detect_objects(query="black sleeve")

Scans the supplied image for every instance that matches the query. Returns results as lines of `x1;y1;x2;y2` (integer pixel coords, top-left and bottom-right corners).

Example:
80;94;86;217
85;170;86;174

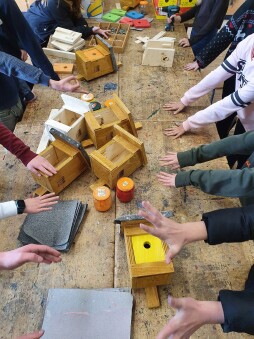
202;205;254;244
0;0;59;80
179;6;198;23
219;289;254;335
189;0;229;46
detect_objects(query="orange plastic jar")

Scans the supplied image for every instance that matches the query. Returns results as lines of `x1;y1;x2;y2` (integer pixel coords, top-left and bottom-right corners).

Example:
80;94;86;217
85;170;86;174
116;177;135;203
93;186;112;211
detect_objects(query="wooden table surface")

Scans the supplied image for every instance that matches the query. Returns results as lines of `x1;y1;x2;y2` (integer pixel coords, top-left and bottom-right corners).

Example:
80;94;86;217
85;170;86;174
0;3;253;338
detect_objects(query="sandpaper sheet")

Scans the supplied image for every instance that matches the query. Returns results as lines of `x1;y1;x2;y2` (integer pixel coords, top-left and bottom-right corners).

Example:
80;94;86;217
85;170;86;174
41;288;133;339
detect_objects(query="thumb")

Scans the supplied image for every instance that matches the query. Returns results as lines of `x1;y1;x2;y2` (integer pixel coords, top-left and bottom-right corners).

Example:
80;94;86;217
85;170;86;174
168;295;183;310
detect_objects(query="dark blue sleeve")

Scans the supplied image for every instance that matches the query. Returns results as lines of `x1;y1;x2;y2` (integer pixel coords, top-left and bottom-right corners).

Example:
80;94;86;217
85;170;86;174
202;205;254;244
0;0;59;80
219;289;254;334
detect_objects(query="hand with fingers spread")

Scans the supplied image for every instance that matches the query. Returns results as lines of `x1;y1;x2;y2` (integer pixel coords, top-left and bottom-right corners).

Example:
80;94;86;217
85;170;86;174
138;201;187;263
164;124;186;139
157;296;224;339
24;193;59;214
0;244;61;270
184;60;200;71
163;101;185;114
49;76;89;94
159;152;180;169
179;37;190;48
92;26;111;39
26;155;57;177
157;172;176;187
16;330;44;339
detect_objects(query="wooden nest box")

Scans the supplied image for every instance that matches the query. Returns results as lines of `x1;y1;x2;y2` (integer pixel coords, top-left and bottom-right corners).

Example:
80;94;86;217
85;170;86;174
85;93;138;149
90;124;147;189
32;129;90;195
45;94;90;143
119;217;174;308
76;35;118;81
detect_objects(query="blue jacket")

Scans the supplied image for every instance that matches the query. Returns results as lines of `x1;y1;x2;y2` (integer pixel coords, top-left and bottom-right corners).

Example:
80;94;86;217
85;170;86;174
24;0;94;45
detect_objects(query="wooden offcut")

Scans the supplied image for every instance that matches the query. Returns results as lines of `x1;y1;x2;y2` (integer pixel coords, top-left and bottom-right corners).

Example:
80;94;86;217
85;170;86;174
53;63;74;74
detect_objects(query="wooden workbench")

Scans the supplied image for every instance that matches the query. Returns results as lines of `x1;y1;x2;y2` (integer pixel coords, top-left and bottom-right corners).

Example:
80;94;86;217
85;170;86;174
0;4;253;338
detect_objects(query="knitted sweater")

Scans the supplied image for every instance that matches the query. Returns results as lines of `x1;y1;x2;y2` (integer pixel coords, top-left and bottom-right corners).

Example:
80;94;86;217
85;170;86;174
179;0;229;46
181;34;254;133
196;0;254;68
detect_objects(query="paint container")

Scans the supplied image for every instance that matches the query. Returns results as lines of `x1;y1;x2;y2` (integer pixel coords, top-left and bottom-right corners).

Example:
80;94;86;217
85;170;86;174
139;1;148;15
81;93;94;102
93;186;112;211
116;177;135;203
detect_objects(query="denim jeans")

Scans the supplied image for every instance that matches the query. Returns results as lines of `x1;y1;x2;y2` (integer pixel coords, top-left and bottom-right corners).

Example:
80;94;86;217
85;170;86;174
190;28;218;56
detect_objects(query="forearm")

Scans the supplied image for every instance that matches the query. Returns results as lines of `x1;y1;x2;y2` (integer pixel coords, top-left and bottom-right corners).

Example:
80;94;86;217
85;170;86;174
179;6;198;23
175;168;254;198
219;289;254;335
0;51;50;85
177;132;254;167
202;205;254;244
0;201;17;219
0;123;36;165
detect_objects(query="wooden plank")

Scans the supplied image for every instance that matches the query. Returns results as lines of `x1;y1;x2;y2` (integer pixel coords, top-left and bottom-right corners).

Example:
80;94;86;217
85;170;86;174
145;286;160;308
43;47;76;60
53;63;74;74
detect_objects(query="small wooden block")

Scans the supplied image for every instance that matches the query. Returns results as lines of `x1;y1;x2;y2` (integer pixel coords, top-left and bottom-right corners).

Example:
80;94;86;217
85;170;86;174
81;139;94;148
43;48;76;60
53;63;74;74
134;121;142;130
33;186;49;197
133;19;151;28
76;74;85;81
145;286;160;308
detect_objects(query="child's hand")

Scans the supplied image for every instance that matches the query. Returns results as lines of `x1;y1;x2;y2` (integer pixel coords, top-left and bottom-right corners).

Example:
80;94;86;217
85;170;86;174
179;38;190;48
184;61;199;71
16;330;44;339
164;124;186;139
157;172;176;187
163;101;185;114
24;193;59;214
159;152;180;169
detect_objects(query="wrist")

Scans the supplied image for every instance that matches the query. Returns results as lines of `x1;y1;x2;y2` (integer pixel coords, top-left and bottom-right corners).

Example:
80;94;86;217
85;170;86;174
183;221;208;245
199;301;224;324
92;26;100;33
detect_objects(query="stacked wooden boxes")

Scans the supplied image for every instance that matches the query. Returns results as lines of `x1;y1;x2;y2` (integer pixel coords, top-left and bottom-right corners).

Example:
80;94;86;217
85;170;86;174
85;93;137;149
51;27;85;52
89;124;147;189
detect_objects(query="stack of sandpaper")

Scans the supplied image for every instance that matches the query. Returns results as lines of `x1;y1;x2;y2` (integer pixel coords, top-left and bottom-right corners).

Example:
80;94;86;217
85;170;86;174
18;200;87;252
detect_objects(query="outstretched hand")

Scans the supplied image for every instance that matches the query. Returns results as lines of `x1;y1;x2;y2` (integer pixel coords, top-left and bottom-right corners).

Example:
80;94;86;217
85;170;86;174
0;244;62;270
49;76;89;93
184;61;199;71
164;124;186;139
16;330;44;339
159;152;180;169
163;101;185;114
27;155;57;177
138;201;186;263
24;193;59;214
157;297;224;339
157;172;177;187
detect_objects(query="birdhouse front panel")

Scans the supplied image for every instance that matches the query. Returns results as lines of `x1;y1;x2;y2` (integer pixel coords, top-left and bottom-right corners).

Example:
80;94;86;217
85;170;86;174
132;234;165;264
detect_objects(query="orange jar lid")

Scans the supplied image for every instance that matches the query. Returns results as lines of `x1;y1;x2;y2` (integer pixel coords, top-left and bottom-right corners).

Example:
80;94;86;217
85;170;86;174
104;99;115;107
93;186;111;201
117;177;134;192
140;1;148;5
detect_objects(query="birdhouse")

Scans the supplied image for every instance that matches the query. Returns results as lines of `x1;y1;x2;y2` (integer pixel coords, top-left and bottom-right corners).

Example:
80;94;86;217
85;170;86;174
120;0;140;10
142;39;175;67
32;129;90;195
75;35;118;81
85;93;138;149
89;125;147;189
45;94;90;143
119;217;174;308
